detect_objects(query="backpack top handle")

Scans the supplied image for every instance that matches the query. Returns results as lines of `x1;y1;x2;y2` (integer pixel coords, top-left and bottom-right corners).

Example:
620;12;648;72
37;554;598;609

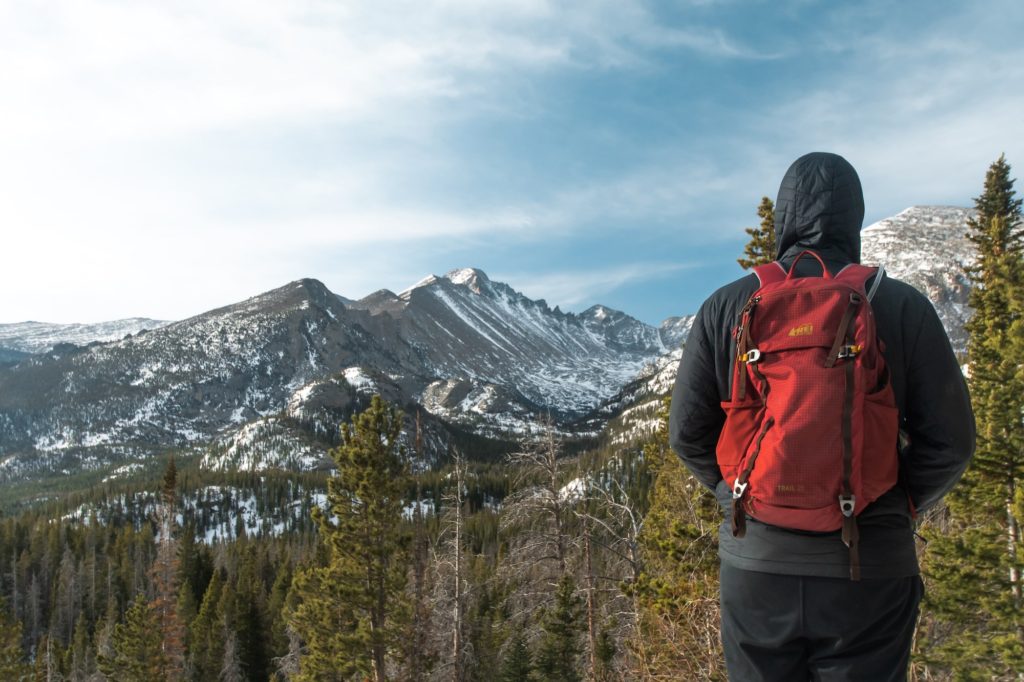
786;250;832;280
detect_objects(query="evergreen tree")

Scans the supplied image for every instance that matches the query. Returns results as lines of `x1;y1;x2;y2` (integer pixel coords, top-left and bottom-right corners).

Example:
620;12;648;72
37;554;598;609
925;154;1024;676
152;456;186;679
97;596;168;680
737;196;776;270
629;398;724;679
230;549;269;680
188;568;225;679
266;561;293;661
0;598;30;677
285;559;359;681
500;629;533;682
534;575;583;682
287;395;411;682
68;615;94;681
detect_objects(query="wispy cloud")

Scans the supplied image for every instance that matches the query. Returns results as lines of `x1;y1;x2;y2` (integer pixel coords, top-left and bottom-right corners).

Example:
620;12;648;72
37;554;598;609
494;262;695;309
1;0;1020;325
746;3;1024;218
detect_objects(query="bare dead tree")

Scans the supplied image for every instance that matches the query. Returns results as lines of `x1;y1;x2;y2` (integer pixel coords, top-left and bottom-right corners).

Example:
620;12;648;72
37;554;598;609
428;448;472;681
501;421;573;582
271;626;303;681
574;466;649;681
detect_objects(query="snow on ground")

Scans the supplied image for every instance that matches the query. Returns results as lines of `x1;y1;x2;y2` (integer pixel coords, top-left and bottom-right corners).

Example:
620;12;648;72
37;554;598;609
343;367;376;393
102;462;146;483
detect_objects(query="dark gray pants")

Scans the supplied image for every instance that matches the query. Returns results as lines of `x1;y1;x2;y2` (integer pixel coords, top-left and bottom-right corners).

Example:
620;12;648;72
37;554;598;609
720;564;924;681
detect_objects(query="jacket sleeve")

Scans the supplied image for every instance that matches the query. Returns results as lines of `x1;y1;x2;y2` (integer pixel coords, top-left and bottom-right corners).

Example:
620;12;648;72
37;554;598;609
669;302;726;490
901;300;975;512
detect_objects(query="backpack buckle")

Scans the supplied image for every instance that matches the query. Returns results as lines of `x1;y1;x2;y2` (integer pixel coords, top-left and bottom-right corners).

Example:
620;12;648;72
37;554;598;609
732;481;748;499
838;494;856;517
740;348;762;364
836;344;862;360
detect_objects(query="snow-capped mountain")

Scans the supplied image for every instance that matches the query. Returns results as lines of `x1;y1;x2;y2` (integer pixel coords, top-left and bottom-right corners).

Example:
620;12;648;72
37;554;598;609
0;207;978;486
0;318;170;356
351;268;668;426
860;206;974;352
0;269;670;481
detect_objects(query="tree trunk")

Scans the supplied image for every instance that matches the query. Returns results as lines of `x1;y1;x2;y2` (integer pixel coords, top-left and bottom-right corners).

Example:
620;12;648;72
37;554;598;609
584;515;597;681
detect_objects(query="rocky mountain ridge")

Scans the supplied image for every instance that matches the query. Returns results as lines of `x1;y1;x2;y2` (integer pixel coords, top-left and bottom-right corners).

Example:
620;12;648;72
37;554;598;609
0;268;679;482
0;206;976;488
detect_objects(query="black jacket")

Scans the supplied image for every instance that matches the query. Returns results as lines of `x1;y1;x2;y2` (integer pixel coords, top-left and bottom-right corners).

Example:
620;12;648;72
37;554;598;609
669;152;975;579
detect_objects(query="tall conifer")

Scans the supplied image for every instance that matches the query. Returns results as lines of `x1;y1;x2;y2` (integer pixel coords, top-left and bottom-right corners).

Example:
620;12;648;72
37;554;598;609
97;597;168;680
534;575;583;682
925;154;1024;676
287;395;411;682
152;456;186;679
0;598;29;677
629;398;724;679
500;629;533;682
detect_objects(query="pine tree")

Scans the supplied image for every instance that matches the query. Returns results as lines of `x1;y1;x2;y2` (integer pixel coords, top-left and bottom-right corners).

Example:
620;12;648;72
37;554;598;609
231;549;269;680
0;598;30;677
68;615;94;681
97;596;168;680
500;629;533;682
534;575;583;682
266;561;293;661
737;196;776;270
925;154;1024;676
188;568;225;679
152;456;186;679
629;398;724;679
287;395;412;682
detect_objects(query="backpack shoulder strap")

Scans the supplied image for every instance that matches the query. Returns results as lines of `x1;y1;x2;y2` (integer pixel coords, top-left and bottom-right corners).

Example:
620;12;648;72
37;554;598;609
753;262;787;287
834;263;884;299
867;264;886;302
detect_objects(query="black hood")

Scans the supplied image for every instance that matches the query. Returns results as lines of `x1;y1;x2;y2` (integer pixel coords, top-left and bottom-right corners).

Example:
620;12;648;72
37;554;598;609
774;152;864;265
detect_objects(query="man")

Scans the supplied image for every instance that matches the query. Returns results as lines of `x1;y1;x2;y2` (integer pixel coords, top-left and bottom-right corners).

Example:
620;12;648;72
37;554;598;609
669;152;975;681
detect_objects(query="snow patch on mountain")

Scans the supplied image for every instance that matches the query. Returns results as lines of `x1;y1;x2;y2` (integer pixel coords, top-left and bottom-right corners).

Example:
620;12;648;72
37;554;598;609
202;417;325;472
861;206;974;351
0;318;170;354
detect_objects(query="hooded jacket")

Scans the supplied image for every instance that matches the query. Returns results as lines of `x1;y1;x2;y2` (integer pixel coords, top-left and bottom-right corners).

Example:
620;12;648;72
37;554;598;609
669;152;975;578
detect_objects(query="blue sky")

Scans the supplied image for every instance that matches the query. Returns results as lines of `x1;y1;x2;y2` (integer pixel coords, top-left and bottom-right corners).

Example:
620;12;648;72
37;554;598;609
2;0;1022;326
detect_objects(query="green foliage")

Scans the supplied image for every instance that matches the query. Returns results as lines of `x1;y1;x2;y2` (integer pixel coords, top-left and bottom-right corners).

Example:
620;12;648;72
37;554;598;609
189;568;225;678
534;575;583;682
924;154;1024;677
737;196;777;270
500;629;533;682
287;395;411;681
0;599;29;677
97;596;168;680
68;615;94;680
630;397;725;679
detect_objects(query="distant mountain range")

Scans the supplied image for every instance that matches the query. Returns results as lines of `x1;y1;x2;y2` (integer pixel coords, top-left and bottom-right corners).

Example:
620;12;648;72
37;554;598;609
0;206;975;488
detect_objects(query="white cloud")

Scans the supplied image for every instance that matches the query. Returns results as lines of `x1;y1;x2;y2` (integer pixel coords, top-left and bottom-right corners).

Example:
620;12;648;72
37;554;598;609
494;262;695;309
752;27;1024;219
1;0;1020;326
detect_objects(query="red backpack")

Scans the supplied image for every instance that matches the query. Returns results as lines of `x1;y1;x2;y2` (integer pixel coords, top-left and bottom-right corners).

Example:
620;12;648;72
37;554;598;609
717;251;899;580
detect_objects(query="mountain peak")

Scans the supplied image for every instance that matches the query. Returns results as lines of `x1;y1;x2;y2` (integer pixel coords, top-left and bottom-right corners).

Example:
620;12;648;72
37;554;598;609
444;268;490;294
399;268;493;299
582;304;622;323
